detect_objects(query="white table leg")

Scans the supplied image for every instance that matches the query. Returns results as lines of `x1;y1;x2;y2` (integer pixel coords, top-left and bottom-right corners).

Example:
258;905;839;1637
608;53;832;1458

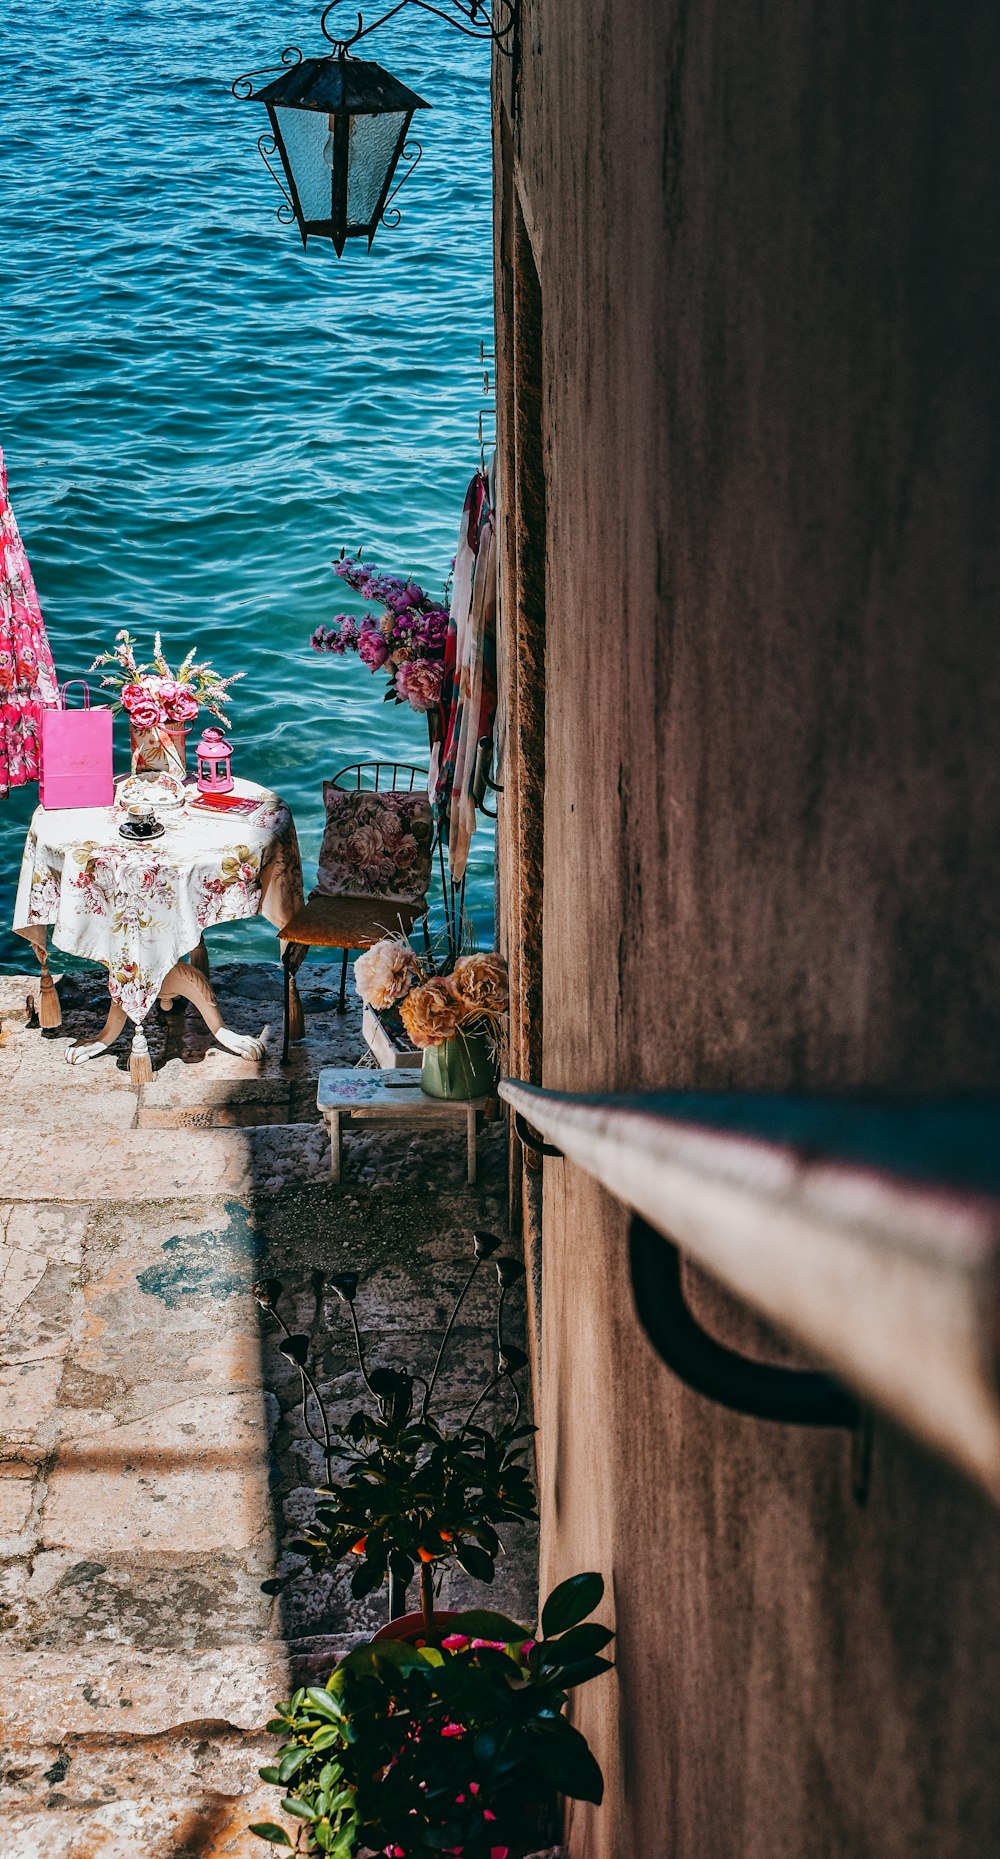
66;999;128;1065
157;960;266;1061
329;1111;343;1184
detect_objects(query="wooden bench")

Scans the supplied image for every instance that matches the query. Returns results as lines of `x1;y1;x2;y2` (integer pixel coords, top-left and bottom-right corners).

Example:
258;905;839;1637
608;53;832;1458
317;1067;492;1184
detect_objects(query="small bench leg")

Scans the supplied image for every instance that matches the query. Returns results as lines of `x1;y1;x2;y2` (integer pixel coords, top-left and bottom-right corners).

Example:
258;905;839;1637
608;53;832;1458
329;1110;343;1184
467;1105;477;1185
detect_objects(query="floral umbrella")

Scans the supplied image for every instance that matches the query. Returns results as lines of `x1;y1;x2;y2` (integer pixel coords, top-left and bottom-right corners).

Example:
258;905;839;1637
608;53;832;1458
0;447;58;798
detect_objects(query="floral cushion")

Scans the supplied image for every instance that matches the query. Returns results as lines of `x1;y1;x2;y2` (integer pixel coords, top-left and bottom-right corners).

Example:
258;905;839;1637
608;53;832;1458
313;783;433;904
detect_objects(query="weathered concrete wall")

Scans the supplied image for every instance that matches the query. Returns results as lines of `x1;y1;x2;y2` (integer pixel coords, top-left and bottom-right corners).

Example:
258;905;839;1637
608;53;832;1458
494;0;1000;1853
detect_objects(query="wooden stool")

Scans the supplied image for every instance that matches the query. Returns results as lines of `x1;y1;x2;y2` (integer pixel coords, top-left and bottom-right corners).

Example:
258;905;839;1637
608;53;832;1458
317;1067;490;1185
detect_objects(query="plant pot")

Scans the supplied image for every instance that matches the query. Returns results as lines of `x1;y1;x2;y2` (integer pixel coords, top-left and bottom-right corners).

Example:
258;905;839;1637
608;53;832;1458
130;721;187;777
371;1608;461;1646
420;1029;496;1100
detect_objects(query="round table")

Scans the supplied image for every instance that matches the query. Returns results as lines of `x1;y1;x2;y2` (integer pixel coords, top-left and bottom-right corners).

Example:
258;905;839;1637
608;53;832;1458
12;777;304;1082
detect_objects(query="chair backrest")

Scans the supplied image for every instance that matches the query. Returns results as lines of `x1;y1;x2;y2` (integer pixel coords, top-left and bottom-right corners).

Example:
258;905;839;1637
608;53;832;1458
330;761;428;795
321;763;467;959
314;764;434;906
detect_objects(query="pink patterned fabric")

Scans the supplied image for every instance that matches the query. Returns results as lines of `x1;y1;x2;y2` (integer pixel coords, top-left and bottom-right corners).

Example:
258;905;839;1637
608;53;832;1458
314;784;433;904
0;448;58;797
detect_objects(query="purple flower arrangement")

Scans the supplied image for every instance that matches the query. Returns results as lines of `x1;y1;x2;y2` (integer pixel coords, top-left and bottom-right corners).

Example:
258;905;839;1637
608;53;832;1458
312;555;451;714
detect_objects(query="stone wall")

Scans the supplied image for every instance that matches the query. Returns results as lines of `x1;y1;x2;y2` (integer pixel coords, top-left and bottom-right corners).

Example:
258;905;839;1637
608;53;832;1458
493;1;1000;1854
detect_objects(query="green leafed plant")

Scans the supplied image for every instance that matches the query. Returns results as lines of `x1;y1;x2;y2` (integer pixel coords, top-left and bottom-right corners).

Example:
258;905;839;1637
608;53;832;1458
250;1572;613;1856
255;1233;537;1631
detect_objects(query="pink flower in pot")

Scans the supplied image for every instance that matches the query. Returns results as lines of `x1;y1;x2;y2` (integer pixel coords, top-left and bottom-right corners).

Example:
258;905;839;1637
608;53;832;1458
128;697;166;731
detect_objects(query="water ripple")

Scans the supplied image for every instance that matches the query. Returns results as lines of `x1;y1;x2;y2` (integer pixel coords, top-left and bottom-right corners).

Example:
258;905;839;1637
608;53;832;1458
2;0;494;971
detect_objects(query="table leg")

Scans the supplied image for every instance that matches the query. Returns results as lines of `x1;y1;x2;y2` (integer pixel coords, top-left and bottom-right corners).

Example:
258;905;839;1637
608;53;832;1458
467;1105;477;1186
329;1111;343;1184
189;938;211;980
157;961;266;1061
65;999;128;1065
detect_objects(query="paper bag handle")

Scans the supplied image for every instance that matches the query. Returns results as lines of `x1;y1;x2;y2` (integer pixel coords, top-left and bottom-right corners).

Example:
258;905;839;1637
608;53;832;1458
59;681;92;710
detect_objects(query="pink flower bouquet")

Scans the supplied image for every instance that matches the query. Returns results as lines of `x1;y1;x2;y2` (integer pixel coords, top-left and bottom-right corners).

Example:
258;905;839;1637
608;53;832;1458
91;630;244;775
311;553;451;715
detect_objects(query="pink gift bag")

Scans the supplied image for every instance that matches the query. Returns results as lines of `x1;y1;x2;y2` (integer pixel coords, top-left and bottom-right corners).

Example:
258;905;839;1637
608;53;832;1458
40;681;114;810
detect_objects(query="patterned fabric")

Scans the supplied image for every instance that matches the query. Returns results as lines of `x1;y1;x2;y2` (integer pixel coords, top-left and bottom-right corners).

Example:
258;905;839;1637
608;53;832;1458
12;779;303;1024
431;463;498;882
313;784;433;904
0;447;58;797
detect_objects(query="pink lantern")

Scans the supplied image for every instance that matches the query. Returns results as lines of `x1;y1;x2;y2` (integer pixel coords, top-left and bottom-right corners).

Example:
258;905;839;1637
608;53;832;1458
195;725;234;794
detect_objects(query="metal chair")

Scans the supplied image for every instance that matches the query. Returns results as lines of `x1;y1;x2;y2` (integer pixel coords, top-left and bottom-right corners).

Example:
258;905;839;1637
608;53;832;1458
278;761;432;1063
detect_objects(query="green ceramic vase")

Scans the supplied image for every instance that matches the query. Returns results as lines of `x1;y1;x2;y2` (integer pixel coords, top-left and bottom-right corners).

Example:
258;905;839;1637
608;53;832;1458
420;1029;497;1100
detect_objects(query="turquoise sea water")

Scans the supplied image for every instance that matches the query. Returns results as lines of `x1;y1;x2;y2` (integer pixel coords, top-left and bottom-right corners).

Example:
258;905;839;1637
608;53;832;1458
1;0;494;973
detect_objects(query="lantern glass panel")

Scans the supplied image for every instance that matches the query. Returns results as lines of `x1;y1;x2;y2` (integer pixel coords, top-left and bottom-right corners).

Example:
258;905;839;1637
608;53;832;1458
275;106;333;221
346;110;407;229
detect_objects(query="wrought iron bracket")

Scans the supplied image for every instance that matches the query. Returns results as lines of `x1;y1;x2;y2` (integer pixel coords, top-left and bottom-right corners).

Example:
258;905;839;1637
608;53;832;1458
320;0;517;57
630;1214;871;1499
514;1111;563;1160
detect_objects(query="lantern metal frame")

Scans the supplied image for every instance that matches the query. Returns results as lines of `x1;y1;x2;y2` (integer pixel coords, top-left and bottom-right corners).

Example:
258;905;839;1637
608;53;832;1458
234;0;515;251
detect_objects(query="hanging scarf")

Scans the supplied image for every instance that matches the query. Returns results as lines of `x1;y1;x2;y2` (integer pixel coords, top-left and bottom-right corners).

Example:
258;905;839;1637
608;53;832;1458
431;462;498;882
0;447;58;797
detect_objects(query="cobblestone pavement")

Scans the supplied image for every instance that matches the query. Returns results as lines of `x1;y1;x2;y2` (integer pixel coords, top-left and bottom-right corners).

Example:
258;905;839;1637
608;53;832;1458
0;961;536;1858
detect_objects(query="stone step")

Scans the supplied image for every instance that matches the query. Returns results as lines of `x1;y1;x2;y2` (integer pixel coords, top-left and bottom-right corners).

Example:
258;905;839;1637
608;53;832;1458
0;963;365;1133
0;1124;331;1202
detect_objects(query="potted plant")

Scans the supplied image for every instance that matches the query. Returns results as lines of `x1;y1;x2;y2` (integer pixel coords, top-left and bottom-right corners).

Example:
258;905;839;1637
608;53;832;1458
353;941;508;1102
90;628;244;775
250;1572;613;1857
255;1232;536;1636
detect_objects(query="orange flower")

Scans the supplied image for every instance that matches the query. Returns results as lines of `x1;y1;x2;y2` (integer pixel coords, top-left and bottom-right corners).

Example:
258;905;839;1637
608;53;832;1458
399;977;465;1048
351;1536;368;1555
452;952;509;1015
417;1546;436;1563
439;1529;454;1542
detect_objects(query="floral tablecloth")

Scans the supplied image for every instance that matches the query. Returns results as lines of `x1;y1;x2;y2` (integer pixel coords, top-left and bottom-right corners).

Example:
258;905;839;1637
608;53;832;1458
13;779;303;1023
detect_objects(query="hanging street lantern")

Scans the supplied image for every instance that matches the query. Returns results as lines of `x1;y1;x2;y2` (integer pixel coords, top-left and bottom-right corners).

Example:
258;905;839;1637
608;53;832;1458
234;1;516;256
235;45;430;256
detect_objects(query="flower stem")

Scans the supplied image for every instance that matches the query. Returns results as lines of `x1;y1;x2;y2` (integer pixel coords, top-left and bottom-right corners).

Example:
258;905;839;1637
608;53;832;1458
420;1558;435;1633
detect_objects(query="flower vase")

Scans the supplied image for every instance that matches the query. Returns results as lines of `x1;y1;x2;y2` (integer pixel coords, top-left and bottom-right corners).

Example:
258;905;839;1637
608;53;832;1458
130;722;187;778
420;1029;497;1100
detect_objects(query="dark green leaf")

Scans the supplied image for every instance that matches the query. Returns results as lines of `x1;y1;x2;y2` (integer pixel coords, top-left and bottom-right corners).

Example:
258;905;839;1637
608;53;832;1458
260;1577;285;1596
538;1622;614;1665
281;1796;319;1820
542;1654;614;1691
279;1333;310;1367
248;1825;293;1847
455;1541;495;1581
532;1720;605;1803
541;1570;604;1637
448;1608;528;1641
277;1745;310;1782
350;1557;384;1599
305;1687;343;1720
